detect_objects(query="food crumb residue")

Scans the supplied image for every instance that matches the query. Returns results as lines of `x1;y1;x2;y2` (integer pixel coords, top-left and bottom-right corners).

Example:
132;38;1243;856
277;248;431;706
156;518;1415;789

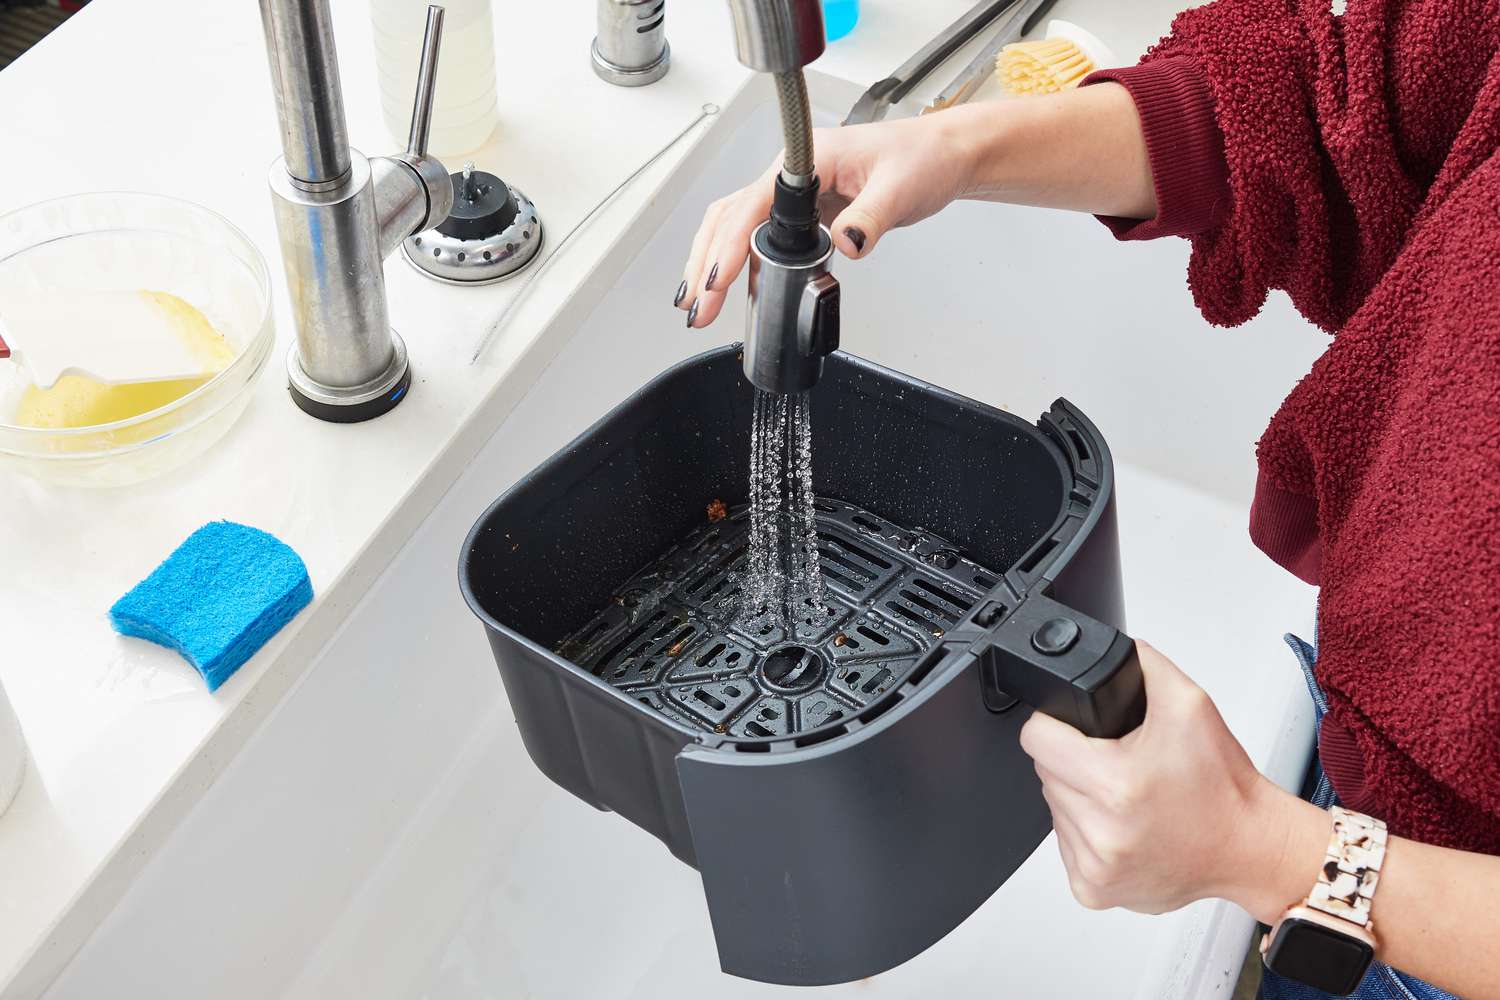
706;498;728;523
833;632;847;646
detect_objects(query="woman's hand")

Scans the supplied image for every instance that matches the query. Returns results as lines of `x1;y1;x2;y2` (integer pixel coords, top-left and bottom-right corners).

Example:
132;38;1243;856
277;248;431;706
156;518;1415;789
675;113;978;328
1019;641;1326;919
675;83;1158;328
1024;643;1500;999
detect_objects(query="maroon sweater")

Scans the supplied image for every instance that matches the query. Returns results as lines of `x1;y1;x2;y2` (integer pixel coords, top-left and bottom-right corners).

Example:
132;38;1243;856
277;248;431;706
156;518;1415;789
1085;0;1500;854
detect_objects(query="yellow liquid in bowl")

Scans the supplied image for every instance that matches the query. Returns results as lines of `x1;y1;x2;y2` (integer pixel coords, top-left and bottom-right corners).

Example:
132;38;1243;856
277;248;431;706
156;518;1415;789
15;373;217;429
12;291;233;430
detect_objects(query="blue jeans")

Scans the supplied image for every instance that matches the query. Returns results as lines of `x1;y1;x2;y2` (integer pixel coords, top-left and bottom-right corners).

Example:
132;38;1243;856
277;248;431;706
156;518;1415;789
1256;633;1459;1000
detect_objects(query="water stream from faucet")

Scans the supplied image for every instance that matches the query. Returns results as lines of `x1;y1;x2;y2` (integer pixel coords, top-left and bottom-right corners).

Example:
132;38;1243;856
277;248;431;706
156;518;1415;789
742;388;828;633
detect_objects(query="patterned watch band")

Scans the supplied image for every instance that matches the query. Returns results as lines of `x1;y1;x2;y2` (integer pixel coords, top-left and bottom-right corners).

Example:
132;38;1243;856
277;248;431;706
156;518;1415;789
1307;806;1388;928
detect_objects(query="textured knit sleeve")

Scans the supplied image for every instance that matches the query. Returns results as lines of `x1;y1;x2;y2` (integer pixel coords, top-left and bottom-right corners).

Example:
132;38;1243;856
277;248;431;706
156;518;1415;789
1086;57;1232;242
1091;0;1500;332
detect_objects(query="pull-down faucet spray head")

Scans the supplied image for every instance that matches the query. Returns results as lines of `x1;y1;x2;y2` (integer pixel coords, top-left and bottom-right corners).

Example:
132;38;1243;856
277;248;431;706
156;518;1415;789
725;0;841;395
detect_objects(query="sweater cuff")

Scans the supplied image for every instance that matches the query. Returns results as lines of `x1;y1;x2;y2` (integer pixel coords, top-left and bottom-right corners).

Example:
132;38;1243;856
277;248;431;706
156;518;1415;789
1083;57;1230;241
1249;470;1322;586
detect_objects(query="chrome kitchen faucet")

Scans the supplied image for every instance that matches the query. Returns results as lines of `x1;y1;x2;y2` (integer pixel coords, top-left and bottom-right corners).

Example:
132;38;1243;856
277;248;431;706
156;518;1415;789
258;0;454;422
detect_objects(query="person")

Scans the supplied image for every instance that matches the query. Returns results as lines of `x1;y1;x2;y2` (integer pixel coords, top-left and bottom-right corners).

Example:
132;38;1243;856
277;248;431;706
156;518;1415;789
676;1;1500;998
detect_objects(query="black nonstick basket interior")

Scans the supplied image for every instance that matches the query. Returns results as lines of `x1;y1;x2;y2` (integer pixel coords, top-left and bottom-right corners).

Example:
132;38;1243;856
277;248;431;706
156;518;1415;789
464;345;1066;665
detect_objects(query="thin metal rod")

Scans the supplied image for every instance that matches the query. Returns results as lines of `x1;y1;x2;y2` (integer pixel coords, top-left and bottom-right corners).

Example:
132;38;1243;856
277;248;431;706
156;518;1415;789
258;0;351;184
406;5;446;157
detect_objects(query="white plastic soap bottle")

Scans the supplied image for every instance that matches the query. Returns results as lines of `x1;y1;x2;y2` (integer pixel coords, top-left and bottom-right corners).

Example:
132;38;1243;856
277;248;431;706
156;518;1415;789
370;0;501;158
0;678;25;818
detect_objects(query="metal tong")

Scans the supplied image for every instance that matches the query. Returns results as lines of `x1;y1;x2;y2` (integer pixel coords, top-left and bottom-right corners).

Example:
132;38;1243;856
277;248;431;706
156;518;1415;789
842;0;1057;126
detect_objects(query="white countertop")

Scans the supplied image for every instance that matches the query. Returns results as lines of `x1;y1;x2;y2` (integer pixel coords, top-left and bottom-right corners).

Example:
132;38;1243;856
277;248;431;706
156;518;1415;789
0;1;1211;995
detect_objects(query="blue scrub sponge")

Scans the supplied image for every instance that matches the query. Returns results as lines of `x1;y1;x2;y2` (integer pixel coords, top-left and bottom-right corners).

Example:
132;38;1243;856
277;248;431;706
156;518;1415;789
109;521;313;691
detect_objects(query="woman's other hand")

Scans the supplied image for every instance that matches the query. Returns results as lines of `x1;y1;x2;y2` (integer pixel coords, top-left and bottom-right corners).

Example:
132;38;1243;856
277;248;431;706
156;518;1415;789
676;114;977;328
1019;641;1326;919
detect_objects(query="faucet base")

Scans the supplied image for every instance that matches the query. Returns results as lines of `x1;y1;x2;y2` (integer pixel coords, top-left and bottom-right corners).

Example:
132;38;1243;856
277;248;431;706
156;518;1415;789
591;38;671;87
286;332;412;423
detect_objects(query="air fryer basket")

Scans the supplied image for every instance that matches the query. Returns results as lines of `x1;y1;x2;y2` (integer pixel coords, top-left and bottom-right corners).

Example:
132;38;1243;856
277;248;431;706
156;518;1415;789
461;345;1142;986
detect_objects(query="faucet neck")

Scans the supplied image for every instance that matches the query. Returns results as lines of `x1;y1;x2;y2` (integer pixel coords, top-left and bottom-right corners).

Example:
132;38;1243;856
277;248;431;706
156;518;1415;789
259;0;352;187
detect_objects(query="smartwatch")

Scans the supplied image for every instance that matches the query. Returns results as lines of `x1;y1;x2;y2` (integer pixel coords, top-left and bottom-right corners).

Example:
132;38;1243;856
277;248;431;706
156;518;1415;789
1260;806;1387;997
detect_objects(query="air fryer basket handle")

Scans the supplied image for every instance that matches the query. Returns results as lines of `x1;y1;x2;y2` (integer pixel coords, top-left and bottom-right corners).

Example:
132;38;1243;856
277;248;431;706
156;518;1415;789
976;593;1146;739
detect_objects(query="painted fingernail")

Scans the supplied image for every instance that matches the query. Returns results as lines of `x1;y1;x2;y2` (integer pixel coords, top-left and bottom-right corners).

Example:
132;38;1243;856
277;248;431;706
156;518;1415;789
844;226;867;254
674;279;688;307
687;299;700;328
705;262;720;291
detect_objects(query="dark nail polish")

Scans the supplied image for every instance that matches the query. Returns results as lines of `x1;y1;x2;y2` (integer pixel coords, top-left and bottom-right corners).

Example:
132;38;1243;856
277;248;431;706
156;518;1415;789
687;299;699;328
674;279;687;306
705;262;720;291
844;226;867;253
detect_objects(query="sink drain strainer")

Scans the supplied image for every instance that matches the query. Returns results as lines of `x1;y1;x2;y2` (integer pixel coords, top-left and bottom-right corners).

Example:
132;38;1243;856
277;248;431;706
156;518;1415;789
557;498;999;740
403;163;543;284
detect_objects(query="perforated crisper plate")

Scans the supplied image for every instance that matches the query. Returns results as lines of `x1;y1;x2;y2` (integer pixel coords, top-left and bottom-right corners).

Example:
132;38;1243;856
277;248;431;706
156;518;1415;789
556;498;1000;740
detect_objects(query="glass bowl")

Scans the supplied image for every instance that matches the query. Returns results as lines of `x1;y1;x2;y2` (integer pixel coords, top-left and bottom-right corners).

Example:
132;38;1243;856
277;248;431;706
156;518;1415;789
0;193;273;488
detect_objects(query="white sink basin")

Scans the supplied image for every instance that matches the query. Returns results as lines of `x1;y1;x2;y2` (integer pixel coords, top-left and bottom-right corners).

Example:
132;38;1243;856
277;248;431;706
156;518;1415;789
40;76;1324;1000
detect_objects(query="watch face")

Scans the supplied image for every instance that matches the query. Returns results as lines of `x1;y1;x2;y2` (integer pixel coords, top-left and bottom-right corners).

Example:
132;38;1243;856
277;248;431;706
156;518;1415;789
1264;917;1375;996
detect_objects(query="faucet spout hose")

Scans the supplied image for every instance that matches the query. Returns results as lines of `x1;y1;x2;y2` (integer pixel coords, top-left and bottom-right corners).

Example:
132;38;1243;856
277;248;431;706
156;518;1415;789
773;70;814;182
764;66;821;260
